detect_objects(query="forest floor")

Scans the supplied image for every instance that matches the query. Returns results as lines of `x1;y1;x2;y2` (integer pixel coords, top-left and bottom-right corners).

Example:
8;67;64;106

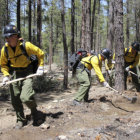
1;64;140;140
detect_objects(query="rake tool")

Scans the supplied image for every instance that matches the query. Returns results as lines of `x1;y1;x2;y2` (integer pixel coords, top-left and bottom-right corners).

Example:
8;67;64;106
107;86;137;103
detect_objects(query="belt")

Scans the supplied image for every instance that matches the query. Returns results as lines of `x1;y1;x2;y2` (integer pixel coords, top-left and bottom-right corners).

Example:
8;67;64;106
9;65;32;72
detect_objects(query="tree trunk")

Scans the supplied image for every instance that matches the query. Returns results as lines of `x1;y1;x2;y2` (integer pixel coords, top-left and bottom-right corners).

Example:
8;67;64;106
37;0;42;48
49;1;54;71
86;0;91;52
17;0;20;33
33;0;36;45
95;0;100;53
54;23;58;52
0;4;2;48
135;0;140;42
106;0;109;39
76;19;78;51
6;0;9;24
81;0;87;49
126;0;130;47
29;0;32;41
61;0;68;89
71;0;75;54
114;0;124;92
23;0;26;37
91;0;96;50
106;0;114;50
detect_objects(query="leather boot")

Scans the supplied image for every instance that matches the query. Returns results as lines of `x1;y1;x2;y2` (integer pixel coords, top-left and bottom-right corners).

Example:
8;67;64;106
31;108;40;126
14;121;24;129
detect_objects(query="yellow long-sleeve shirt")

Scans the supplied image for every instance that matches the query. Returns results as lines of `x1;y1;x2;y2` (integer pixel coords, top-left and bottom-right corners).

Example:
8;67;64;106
81;54;105;83
124;47;139;68
1;41;44;76
105;53;115;70
105;47;139;70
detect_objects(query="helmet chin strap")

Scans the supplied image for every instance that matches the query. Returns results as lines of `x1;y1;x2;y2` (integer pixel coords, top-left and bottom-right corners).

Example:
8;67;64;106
101;55;105;61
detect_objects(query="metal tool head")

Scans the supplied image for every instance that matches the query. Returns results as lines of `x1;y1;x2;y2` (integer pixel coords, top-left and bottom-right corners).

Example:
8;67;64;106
99;96;107;102
131;96;137;103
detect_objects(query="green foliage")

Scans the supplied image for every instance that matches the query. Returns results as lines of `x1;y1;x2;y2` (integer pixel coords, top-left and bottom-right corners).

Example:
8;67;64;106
33;74;63;93
0;0;139;60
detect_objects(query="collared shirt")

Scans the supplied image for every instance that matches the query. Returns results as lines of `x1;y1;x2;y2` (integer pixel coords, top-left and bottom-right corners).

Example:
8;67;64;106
124;47;139;68
1;41;44;76
81;54;105;82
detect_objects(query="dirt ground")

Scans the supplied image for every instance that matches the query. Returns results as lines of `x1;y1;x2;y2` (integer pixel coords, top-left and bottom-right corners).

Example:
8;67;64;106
1;64;140;140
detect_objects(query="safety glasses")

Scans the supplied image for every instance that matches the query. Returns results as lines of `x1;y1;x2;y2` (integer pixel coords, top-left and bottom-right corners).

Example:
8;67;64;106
5;35;16;39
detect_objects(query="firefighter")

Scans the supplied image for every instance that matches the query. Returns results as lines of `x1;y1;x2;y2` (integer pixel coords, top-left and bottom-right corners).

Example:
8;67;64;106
73;48;112;105
124;42;140;91
0;24;44;129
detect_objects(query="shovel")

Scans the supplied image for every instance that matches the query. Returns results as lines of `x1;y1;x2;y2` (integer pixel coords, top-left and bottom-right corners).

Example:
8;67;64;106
107;86;137;103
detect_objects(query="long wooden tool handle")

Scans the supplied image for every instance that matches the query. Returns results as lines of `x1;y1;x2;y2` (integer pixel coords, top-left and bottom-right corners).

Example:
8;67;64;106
107;86;119;93
129;71;138;77
107;86;127;97
107;86;132;101
0;70;48;87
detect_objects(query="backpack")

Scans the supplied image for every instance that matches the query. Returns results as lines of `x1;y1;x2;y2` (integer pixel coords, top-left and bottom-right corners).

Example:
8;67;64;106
4;40;38;73
68;48;88;72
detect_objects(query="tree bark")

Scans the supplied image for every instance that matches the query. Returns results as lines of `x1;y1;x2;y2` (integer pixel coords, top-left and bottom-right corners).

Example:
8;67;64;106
135;0;140;42
71;0;75;54
81;0;87;49
37;0;42;48
29;0;32;41
106;0;114;50
61;0;68;89
126;0;130;47
114;0;124;91
86;0;91;52
33;0;36;45
6;0;9;24
17;0;20;33
49;1;54;71
91;0;96;50
95;0;100;53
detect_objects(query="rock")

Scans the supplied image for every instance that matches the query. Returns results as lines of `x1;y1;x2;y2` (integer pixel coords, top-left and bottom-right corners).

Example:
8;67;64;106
0;131;3;135
57;135;68;140
40;123;50;129
95;135;101;140
53;100;58;103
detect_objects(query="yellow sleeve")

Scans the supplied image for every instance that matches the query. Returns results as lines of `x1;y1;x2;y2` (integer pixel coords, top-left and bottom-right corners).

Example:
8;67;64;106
91;56;105;83
0;47;10;76
130;54;139;69
25;42;45;66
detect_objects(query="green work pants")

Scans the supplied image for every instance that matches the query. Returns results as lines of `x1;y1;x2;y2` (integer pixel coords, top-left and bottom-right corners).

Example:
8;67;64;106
10;68;37;123
74;69;91;102
106;69;115;87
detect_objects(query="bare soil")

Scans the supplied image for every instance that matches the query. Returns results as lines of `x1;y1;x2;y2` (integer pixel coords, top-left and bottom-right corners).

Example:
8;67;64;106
1;64;140;140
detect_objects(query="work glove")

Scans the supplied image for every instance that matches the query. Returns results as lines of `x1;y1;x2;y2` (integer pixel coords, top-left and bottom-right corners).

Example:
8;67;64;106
125;66;130;72
2;76;10;85
112;60;115;64
102;81;110;88
36;66;44;76
107;70;112;75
